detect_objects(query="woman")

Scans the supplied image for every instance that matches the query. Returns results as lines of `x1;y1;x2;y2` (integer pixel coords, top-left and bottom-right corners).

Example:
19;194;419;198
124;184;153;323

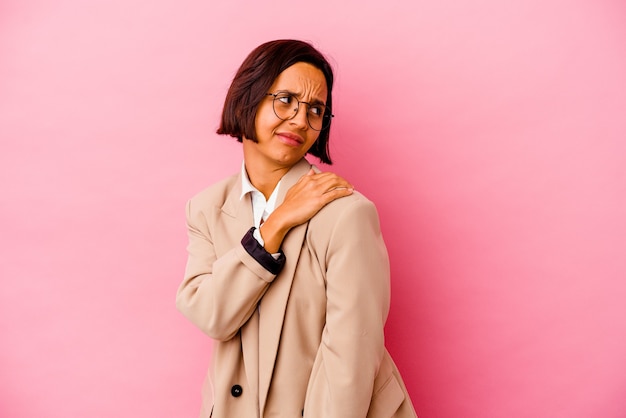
176;39;417;418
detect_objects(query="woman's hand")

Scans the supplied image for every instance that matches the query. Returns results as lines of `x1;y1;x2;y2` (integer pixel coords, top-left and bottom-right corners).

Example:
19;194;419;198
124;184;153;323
260;169;353;253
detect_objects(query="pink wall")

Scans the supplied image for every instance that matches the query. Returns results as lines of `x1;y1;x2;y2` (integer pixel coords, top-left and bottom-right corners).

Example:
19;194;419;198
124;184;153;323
1;0;625;416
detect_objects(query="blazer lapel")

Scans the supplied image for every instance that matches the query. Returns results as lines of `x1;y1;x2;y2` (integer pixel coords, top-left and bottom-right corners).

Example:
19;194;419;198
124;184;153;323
220;173;254;241
218;173;263;410
258;158;313;414
241;310;261;416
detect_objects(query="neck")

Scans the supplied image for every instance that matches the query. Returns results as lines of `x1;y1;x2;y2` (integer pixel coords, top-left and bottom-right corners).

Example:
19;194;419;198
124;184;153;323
243;156;293;201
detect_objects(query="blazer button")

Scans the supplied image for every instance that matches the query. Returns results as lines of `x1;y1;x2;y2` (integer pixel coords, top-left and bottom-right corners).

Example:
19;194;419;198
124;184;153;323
231;384;243;397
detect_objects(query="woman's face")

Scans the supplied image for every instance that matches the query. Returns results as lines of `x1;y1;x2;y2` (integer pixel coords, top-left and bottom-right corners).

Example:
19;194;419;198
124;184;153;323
244;62;328;170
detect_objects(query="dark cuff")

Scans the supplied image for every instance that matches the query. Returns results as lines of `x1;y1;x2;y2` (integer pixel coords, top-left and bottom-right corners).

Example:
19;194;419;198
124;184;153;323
241;227;286;275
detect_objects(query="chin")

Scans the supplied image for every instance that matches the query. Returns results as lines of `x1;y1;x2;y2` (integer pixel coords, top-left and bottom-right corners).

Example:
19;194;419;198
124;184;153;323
273;153;303;166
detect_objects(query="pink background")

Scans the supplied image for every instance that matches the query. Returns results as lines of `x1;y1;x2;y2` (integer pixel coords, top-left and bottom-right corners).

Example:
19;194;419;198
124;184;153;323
1;0;625;417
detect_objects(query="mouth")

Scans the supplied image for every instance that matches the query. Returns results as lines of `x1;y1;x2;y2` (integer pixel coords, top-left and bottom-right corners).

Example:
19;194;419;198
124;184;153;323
276;131;305;146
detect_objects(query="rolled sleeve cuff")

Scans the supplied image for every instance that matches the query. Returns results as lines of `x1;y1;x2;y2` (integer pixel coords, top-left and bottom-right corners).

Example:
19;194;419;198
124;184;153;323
241;227;286;275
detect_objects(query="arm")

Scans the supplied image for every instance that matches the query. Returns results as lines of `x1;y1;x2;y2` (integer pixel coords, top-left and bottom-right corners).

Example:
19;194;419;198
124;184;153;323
176;170;354;341
311;198;391;418
175;199;282;341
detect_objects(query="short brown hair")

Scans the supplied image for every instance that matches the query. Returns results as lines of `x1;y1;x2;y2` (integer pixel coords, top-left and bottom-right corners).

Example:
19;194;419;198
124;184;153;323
216;39;335;164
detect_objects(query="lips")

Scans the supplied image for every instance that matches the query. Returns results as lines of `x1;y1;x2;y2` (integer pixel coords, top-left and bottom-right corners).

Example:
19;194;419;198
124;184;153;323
276;131;304;146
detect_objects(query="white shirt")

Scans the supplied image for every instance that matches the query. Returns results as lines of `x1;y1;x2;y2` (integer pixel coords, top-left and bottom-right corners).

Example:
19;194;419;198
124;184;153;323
240;162;282;248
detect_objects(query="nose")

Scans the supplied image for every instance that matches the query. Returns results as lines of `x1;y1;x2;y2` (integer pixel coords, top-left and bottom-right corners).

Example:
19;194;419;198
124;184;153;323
289;104;309;129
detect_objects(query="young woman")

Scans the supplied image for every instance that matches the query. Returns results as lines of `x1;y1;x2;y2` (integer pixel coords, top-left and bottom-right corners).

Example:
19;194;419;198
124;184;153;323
177;39;417;418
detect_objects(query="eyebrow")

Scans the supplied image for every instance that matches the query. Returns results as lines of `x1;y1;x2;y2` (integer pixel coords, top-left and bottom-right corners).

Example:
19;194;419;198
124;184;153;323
275;89;326;106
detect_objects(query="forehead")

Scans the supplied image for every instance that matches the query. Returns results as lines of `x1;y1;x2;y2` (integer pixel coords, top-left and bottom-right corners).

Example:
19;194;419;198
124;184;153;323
269;62;328;102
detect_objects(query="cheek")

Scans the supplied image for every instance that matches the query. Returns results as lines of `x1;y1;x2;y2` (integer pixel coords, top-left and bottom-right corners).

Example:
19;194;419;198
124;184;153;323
306;131;321;148
254;105;279;137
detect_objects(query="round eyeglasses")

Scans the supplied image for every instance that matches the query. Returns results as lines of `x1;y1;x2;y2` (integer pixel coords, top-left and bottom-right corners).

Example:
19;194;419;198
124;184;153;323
266;93;333;131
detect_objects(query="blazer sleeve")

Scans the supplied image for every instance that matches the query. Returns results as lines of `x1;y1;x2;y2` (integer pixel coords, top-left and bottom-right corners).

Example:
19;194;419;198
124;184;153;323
175;198;281;341
308;197;391;418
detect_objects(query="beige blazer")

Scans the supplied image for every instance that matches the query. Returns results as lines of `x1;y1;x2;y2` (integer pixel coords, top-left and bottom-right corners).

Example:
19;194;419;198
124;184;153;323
176;158;417;418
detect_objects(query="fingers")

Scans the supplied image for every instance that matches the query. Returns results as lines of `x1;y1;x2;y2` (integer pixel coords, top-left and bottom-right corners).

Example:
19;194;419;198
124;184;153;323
297;171;354;194
303;172;354;205
323;185;354;195
276;171;355;229
320;186;354;206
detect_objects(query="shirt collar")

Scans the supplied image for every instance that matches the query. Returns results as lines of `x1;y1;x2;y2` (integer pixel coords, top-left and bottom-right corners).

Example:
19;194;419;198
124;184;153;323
240;162;256;200
240;162;283;202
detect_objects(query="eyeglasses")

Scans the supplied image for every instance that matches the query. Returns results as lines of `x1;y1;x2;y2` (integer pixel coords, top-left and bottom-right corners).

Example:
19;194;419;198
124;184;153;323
266;92;333;131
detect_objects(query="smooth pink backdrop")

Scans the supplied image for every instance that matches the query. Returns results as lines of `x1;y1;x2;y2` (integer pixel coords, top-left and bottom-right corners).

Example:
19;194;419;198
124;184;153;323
1;0;625;417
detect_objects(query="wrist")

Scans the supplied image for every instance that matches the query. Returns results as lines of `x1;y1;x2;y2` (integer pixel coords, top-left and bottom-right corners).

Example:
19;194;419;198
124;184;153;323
240;228;285;275
259;217;289;254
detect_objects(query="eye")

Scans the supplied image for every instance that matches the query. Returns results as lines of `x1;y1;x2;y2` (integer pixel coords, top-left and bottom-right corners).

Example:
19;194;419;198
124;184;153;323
308;105;324;117
276;94;294;106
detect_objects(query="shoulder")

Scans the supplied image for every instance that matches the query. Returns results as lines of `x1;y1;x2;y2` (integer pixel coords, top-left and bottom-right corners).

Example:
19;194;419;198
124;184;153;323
190;173;239;202
188;173;239;209
310;190;381;234
320;190;378;217
307;190;387;261
309;165;379;221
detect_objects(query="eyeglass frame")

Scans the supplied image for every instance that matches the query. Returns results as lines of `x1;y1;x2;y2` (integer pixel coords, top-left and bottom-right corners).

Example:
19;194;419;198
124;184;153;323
266;92;334;131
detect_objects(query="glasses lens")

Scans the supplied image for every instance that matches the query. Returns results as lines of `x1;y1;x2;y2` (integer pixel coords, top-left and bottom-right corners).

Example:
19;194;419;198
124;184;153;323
307;103;330;131
272;94;297;121
272;94;332;131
